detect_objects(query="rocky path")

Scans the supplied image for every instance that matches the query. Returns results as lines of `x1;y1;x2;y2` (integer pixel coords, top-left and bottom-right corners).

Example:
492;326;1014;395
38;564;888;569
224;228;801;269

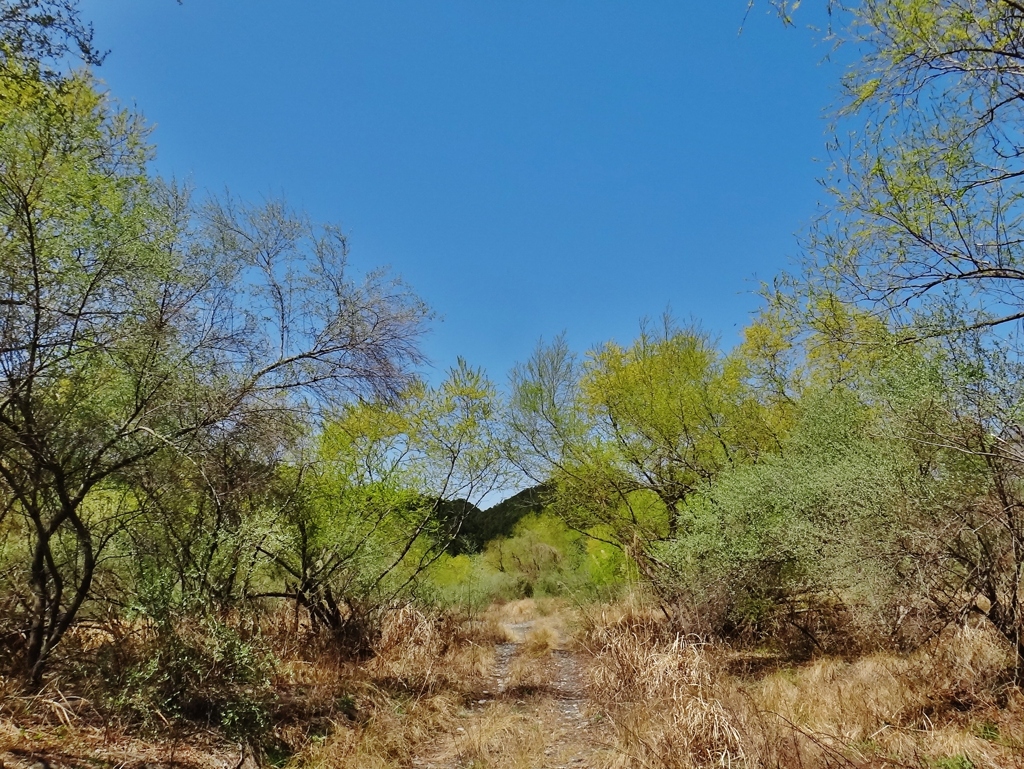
416;615;610;769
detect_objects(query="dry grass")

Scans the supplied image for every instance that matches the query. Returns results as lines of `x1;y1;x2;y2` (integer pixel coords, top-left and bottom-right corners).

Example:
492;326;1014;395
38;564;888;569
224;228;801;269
290;601;587;769
521;622;561;655
340;699;551;769
489;598;541;624
367;605;493;691
578;591;667;627
503;654;551;696
740;622;1024;768
580;606;1024;769
477;597;574;647
582;610;744;769
4;598;1023;769
279;605;500;768
0;605;500;768
0;690;249;769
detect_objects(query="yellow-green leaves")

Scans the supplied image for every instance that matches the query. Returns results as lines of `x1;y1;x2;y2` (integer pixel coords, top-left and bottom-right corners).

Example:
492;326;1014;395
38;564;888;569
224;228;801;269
321;359;506;502
812;0;1024;337
511;320;780;561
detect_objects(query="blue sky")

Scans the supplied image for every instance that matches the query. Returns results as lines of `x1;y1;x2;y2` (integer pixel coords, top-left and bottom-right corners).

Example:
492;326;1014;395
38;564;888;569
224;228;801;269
80;1;841;383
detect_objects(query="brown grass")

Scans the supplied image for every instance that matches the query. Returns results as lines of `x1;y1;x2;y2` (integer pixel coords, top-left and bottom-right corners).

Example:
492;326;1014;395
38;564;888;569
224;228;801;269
0;605;500;768
739;622;1023;768
3;598;1023;769
580;603;1024;769
367;605;493;690
290;601;585;769
481;596;571;623
582;609;744;769
0;690;248;769
522;622;561;655
278;605;501;768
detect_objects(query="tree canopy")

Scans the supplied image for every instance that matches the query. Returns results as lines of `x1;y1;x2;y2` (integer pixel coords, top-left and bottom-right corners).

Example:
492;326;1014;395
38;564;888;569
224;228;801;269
0;59;428;679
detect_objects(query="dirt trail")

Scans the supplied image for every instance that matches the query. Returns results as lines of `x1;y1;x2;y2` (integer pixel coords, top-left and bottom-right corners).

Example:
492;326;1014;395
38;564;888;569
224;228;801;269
415;611;611;769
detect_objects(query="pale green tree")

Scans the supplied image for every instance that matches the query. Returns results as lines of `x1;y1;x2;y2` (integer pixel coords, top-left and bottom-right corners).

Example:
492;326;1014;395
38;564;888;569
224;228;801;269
508;321;780;579
762;0;1024;336
0;62;428;681
761;0;1024;675
258;360;509;644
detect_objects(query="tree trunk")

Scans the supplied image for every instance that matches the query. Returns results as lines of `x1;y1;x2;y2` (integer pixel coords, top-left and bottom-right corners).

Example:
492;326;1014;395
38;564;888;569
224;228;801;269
24;503;96;685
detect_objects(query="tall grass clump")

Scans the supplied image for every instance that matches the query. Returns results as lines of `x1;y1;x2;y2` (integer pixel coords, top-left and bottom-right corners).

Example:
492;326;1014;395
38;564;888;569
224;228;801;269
580;596;1023;769
581;605;744;768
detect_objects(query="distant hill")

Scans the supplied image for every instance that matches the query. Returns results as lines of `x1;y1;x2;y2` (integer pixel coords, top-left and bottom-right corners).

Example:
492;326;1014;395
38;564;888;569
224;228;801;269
444;484;552;554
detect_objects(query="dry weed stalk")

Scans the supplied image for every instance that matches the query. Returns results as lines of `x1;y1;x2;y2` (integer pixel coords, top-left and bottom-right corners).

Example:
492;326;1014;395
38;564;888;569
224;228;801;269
522;621;561;654
582;603;1024;769
367;605;491;694
288;605;503;768
584;613;744;768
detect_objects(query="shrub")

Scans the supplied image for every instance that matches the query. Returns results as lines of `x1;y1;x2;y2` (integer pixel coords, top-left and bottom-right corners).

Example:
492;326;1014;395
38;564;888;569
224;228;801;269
661;388;916;650
103;613;277;743
424;511;630;609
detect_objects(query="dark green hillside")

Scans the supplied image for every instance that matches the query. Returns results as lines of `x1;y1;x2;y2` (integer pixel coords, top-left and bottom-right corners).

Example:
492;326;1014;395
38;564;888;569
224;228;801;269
444;484;551;554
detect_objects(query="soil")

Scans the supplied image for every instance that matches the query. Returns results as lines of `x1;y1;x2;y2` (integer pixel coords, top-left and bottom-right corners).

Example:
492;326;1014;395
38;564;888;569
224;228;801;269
413;617;611;769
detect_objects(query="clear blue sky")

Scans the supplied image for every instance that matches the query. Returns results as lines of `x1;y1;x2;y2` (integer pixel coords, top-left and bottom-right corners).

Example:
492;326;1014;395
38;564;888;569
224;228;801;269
80;1;840;383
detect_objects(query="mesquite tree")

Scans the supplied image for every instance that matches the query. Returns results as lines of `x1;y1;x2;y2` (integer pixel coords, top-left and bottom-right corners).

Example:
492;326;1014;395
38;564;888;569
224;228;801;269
0;63;427;682
506;321;778;582
260;359;509;647
762;0;1024;675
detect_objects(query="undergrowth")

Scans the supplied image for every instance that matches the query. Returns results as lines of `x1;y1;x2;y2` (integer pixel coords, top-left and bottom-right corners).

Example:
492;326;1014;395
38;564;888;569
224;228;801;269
2;597;1023;768
580;597;1024;769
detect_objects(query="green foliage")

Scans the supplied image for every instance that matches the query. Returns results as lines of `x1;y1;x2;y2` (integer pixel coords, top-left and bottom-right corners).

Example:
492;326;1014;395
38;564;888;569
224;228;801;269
6;3;1024;752
781;1;1024;341
452;484;549;554
663;385;915;639
0;44;429;677
425;511;630;608
508;319;782;580
930;756;975;769
772;0;1024;670
0;58;175;679
257;360;508;641
106;614;277;743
